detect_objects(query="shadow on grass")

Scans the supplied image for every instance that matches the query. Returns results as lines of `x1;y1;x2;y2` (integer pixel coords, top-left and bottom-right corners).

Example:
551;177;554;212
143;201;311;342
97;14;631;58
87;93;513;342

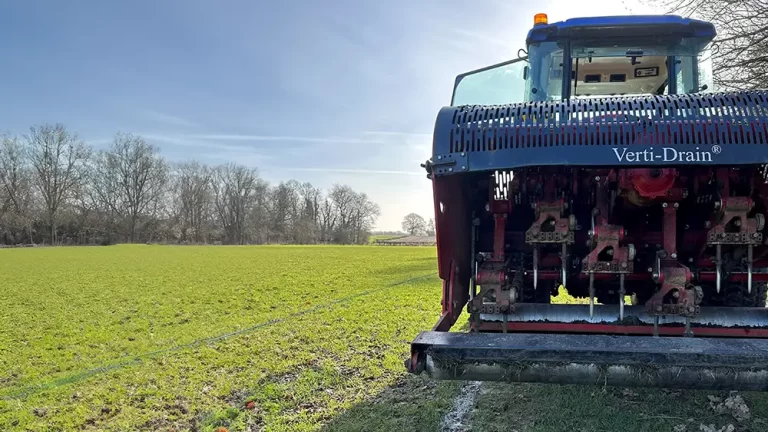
318;360;768;432
320;377;768;432
461;381;768;432
319;374;463;432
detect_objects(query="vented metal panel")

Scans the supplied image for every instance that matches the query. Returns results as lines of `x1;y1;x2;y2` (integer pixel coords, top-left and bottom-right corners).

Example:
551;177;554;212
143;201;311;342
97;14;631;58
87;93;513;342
449;91;768;152
430;91;768;176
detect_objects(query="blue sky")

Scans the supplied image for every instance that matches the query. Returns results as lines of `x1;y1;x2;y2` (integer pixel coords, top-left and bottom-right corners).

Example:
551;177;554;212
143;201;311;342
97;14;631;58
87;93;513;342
0;0;655;231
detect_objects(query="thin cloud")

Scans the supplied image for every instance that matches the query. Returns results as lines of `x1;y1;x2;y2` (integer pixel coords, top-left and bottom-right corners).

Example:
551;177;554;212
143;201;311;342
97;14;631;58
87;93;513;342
267;167;425;176
197;151;275;166
364;131;432;138
142;133;265;153
144;110;198;128
183;134;384;144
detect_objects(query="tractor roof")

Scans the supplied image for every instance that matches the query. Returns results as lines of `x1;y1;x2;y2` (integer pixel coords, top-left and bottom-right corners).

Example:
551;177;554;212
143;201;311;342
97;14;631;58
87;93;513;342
526;14;716;46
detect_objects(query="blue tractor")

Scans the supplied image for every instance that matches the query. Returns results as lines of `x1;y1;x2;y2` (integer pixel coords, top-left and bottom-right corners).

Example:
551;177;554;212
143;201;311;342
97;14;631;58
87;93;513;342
407;13;768;390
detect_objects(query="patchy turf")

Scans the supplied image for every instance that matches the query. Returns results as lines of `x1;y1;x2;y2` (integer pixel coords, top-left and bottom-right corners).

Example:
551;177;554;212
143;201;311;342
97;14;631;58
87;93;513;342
464;382;768;432
319;375;463;432
0;244;457;431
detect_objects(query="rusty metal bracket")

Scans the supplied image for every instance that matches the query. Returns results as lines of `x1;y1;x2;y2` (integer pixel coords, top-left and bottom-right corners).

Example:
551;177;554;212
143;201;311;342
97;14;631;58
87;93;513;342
646;264;700;317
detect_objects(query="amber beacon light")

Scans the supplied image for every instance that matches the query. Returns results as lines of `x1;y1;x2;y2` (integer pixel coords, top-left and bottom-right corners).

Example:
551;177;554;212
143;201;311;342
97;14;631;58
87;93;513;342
533;13;548;26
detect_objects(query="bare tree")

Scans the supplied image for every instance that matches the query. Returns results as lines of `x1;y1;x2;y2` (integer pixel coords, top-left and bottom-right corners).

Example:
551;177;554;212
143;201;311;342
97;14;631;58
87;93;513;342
318;197;337;243
329;184;355;226
402;213;427;236
95;133;168;242
647;0;768;90
327;184;360;243
294;182;321;243
25;123;91;244
426;217;436;236
0;135;35;243
247;177;271;244
211;163;259;244
171;161;213;243
89;149;121;242
270;181;297;243
349;192;380;244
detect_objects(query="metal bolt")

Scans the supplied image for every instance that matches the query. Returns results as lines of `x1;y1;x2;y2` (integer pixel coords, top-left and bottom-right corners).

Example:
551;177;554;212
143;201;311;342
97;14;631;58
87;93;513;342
595;176;601;181
448;167;453;172
662;203;668;208
688;306;696;313
656;305;663;312
461;165;467;171
460;152;465;156
621;262;628;269
672;291;680;298
705;221;712;228
648;267;653;273
685;224;690;230
671;253;677;259
438;155;443;160
674;203;679;208
689;258;694;263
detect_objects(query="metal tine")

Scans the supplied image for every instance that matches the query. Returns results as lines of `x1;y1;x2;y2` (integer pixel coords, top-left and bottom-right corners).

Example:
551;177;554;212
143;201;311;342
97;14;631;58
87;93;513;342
589;272;595;319
619;273;625;321
748;244;753;294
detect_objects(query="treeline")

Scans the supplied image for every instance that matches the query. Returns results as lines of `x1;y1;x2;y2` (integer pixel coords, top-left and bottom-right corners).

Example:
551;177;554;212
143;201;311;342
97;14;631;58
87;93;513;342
0;123;381;246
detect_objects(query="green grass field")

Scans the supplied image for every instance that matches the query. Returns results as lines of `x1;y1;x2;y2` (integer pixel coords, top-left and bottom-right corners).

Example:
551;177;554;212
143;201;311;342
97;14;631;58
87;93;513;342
2;245;768;431
0;245;454;431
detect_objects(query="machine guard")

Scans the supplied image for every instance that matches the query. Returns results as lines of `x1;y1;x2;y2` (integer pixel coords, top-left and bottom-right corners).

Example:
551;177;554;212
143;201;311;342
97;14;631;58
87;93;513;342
408;90;768;390
407;331;768;391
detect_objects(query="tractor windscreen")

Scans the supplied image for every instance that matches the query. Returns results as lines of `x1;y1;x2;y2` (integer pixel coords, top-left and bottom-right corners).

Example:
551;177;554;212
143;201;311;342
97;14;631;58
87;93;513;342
571;42;712;98
526;39;714;101
450;35;714;106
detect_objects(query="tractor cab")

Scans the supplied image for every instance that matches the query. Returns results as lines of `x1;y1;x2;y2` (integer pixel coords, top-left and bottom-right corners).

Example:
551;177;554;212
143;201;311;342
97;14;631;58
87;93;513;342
451;14;716;106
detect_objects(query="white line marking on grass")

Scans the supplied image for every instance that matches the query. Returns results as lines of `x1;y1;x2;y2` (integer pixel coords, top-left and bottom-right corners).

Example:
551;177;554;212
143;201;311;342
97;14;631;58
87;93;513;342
440;381;482;432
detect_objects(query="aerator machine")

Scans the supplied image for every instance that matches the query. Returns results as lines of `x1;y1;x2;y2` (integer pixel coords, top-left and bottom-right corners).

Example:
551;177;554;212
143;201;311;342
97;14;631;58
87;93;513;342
406;14;768;390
